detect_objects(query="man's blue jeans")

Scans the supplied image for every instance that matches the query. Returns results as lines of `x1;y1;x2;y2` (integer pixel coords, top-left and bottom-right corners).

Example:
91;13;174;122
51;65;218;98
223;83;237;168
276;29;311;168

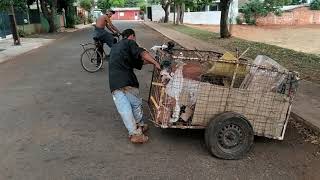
112;87;144;136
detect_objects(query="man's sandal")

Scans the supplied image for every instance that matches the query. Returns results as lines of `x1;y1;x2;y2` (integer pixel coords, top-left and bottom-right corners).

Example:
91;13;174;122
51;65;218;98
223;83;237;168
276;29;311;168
129;134;149;144
137;124;149;133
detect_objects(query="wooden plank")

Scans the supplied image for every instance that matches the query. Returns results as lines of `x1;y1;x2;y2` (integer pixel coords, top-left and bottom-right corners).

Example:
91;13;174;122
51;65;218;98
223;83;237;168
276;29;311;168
152;82;164;87
150;96;160;109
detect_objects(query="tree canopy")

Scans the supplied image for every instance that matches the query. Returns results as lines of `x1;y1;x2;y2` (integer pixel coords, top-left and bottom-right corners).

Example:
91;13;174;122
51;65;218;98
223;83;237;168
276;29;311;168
97;0;112;11
80;0;93;11
0;0;27;11
124;0;145;7
113;0;126;7
97;0;146;10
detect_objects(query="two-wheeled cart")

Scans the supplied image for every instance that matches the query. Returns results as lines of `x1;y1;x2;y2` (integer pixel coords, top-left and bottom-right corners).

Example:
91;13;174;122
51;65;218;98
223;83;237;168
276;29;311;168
148;48;299;159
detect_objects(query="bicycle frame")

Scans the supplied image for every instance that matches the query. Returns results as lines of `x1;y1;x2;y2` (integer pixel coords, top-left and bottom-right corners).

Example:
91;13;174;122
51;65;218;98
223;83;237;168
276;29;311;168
80;35;120;63
80;42;106;61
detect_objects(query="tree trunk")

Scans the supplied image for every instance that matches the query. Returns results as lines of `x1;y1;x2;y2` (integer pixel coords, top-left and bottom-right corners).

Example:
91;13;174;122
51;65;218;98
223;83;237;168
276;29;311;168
162;3;170;23
175;4;180;25
50;0;57;32
47;16;55;32
36;0;40;11
180;3;185;24
40;0;57;33
220;0;232;38
173;2;175;24
9;4;20;45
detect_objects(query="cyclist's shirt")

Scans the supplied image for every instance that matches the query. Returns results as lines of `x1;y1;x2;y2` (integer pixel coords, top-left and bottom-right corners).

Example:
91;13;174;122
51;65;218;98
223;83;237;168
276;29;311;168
108;39;145;92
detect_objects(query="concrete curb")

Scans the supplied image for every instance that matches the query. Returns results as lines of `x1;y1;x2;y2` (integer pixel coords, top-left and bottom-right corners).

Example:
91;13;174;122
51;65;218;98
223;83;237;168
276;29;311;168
291;112;320;135
74;23;94;30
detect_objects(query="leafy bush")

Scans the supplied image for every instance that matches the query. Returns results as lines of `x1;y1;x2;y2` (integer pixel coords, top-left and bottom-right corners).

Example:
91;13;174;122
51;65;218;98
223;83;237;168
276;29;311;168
80;0;92;12
66;10;76;28
18;29;27;37
236;16;243;25
140;4;146;12
75;16;82;24
289;0;307;5
310;0;320;10
241;0;283;25
88;15;94;24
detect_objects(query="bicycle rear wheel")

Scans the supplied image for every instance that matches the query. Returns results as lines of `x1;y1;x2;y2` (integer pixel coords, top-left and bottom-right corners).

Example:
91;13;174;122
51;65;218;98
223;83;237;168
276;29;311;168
80;48;103;73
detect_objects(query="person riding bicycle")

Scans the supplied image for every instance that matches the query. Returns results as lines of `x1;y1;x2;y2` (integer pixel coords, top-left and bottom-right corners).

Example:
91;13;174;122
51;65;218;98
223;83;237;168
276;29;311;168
94;10;121;66
94;10;121;46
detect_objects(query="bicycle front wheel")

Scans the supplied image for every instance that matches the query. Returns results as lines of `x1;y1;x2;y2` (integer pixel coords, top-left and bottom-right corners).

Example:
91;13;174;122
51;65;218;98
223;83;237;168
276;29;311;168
80;48;103;73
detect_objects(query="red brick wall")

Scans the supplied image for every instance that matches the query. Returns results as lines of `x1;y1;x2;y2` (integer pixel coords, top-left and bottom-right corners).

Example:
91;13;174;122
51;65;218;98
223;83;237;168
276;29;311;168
256;7;320;26
112;10;140;20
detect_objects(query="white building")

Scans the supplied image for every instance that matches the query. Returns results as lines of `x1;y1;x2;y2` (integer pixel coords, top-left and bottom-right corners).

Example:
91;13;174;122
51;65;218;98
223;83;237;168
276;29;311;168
146;0;239;25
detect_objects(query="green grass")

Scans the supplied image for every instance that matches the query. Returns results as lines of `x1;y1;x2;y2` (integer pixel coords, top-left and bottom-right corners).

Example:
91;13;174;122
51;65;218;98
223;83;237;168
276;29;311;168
163;24;320;83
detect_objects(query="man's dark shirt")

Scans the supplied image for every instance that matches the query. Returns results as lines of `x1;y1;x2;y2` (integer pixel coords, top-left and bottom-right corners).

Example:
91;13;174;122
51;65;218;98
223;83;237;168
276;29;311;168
108;39;145;92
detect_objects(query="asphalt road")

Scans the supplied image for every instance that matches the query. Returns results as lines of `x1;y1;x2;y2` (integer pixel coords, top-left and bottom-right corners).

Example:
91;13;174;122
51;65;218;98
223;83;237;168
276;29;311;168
0;22;319;180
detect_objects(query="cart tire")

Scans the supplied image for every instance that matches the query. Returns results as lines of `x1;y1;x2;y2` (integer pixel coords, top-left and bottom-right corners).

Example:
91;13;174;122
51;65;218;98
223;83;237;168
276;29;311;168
205;112;254;160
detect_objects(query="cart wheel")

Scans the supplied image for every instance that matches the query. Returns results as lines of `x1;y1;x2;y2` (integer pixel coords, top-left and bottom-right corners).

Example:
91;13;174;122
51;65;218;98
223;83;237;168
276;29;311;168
205;112;254;160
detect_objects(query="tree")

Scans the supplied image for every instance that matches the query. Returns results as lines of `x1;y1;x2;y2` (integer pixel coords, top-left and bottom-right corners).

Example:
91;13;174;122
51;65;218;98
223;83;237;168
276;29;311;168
112;0;125;7
97;0;112;12
310;0;320;10
0;0;27;45
174;0;185;25
26;0;58;32
220;0;232;38
124;0;145;7
97;0;126;11
241;0;285;25
57;0;77;28
161;0;173;23
184;0;213;12
39;0;58;33
0;0;27;11
80;0;93;11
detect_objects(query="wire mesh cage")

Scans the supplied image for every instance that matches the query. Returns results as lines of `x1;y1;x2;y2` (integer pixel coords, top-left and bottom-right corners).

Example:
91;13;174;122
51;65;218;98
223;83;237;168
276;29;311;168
148;49;299;140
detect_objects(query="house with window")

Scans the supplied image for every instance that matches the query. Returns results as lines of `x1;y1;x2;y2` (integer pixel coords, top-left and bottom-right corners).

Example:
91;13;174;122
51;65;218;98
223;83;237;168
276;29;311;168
112;7;142;21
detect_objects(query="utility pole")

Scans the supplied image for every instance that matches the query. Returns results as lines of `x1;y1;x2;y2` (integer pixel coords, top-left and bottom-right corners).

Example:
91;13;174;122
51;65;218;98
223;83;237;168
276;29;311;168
8;3;21;45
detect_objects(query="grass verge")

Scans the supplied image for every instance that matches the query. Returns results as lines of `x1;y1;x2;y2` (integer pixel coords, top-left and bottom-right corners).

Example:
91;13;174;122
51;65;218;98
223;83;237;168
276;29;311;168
163;24;320;83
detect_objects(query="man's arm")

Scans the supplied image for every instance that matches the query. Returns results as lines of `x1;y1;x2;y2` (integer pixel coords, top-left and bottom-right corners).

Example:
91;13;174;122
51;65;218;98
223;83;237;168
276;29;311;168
141;51;161;70
105;18;120;34
110;23;120;34
128;40;160;70
105;24;116;33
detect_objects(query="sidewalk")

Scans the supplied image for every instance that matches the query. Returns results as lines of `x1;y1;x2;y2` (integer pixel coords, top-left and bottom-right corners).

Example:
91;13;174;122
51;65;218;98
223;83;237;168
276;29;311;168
144;21;320;132
74;23;94;30
0;24;92;64
143;22;225;53
0;38;54;64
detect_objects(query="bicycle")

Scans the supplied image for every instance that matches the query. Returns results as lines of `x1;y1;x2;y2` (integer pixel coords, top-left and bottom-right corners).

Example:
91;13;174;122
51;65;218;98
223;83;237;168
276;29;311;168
80;34;120;73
